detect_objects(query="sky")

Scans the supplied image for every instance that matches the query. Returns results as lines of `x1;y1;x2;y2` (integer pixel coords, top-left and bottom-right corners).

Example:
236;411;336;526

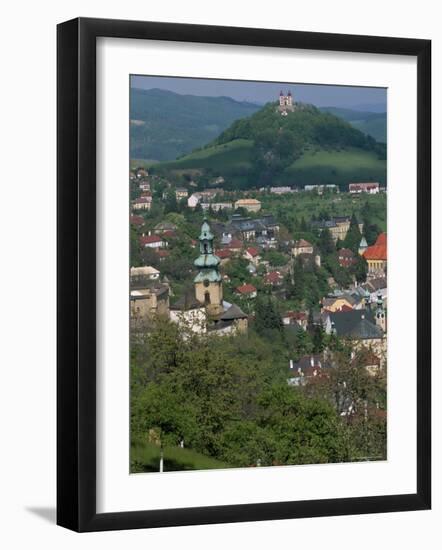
130;75;387;112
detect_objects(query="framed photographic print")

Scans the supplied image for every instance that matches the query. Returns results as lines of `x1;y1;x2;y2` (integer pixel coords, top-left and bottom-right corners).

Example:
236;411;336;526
57;18;431;532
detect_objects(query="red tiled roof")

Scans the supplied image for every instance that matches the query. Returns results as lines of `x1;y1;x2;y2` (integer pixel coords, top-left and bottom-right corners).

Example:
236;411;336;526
246;247;259;257
227;239;243;250
284;311;307;321
236;283;257;295
162;230;177;237
264;271;283;284
338;248;354;258
349;182;379;190
363;233;387;261
217;249;232;259
140;235;164;245
133;196;152;204
130;215;144;226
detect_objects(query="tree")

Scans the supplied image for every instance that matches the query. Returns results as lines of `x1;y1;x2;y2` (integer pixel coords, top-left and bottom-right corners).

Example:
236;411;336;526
294;327;312;358
312;325;325;353
343;213;362;253
318;228;335;257
254;295;282;337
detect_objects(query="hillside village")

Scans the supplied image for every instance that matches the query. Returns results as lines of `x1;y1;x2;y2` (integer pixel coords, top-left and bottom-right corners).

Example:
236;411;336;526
129;91;388;471
130;163;387;381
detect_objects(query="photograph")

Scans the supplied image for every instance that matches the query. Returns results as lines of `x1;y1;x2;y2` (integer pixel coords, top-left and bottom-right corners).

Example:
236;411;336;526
129;76;388;474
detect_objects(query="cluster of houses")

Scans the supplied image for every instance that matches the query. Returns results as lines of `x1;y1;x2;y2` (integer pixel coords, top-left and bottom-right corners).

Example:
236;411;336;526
129;166;387;387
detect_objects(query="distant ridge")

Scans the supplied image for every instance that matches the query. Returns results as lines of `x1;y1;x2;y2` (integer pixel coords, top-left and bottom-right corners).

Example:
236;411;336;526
130;88;261;161
319;107;386;143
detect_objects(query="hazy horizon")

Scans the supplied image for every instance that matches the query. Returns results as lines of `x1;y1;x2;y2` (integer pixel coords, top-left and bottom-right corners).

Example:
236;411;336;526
131;75;387;112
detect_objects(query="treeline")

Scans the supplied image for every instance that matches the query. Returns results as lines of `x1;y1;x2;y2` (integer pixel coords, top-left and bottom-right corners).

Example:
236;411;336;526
131;318;386;471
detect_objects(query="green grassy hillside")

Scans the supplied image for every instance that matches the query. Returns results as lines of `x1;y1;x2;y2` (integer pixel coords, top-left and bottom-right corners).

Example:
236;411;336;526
283;148;386;186
131;441;231;473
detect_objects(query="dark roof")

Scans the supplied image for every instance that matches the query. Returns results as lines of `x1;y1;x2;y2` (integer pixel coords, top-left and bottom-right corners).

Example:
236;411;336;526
130;279;168;294
170;290;203;311
366;277;387;291
219;303;247;320
329;310;382;339
293;354;334;370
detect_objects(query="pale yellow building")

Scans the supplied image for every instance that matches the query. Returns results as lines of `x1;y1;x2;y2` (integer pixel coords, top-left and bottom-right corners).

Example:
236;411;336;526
234;198;262;213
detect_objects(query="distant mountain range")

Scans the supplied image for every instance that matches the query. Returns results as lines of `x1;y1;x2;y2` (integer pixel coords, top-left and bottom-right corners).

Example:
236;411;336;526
130;88;261;162
130;89;387;164
319;107;386;143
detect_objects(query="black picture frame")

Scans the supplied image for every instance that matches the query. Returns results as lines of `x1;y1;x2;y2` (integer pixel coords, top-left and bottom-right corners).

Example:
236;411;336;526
57;17;431;532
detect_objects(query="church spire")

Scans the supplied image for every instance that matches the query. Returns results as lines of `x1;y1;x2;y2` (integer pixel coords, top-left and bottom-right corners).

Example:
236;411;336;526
194;219;223;315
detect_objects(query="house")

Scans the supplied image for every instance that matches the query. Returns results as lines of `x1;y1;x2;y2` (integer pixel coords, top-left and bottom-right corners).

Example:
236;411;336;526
287;354;333;386
304;184;338;194
311;216;363;243
270;186;294;194
338;248;356;268
132;196;152;211
187;193;201;208
225;238;243;253
130;215;145;227
361;277;387;305
234;198;262;212
216;248;232;264
201;202;233;211
211;303;248;335
282;311;308;329
243;247;261;265
292;239;314;257
130;282;169;328
130;265;160;281
321;295;356;312
323;308;386;360
136;168;148;178
363;233;387;276
235;283;257;298
349;182;380;194
175;187;189;200
156;249;170;261
139;182;151;191
154;221;177;234
140;234;167;249
226;214;279;241
264;271;284;286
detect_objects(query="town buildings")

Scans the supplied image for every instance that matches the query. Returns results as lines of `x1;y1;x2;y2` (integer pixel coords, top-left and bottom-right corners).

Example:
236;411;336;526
234;198;262;212
349;182;380;194
362;233;387;276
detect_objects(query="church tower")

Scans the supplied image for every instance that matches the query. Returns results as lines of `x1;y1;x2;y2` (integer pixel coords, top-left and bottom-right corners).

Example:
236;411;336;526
194;219;224;316
375;292;386;333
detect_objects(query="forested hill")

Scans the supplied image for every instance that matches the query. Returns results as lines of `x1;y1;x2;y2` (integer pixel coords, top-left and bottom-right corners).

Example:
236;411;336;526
211;102;385;157
153;101;386;190
130;88;261;161
319;106;387;143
